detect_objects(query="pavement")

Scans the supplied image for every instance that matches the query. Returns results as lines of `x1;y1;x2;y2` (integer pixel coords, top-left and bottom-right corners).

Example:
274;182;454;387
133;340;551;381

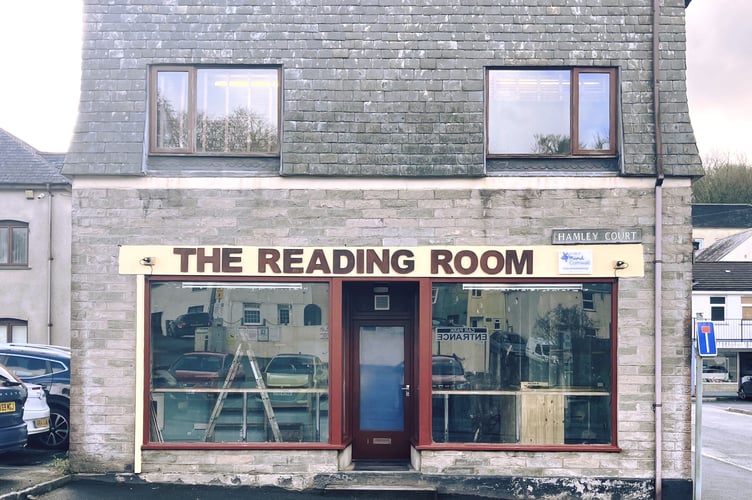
0;447;70;500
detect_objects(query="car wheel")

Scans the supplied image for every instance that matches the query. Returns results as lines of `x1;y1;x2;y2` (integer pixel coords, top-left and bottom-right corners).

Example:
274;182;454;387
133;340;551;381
739;388;748;401
32;404;70;450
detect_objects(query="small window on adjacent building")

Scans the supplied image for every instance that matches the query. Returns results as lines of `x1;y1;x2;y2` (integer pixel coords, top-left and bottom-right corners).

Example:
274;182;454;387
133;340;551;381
242;303;261;325
0;319;28;343
150;66;281;156
582;290;595;311
710;296;726;321
304;304;322;326
487;68;616;157
278;304;290;325
0;221;29;267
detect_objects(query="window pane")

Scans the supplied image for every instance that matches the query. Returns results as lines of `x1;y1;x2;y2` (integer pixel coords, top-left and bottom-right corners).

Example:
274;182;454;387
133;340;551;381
196;68;279;154
488;70;571;154
578;72;611;150
10;324;27;343
149;281;329;444
0;227;7;264
155;71;189;149
431;282;612;445
11;227;28;264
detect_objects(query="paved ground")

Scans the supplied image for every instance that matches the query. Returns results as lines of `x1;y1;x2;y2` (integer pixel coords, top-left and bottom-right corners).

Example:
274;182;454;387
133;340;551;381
0;446;69;499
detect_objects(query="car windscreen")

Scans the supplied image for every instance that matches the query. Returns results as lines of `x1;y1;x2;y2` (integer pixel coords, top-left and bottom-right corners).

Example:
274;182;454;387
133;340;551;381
266;357;314;374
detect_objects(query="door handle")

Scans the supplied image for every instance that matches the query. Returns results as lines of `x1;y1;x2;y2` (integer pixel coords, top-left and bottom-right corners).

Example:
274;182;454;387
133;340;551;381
401;384;411;397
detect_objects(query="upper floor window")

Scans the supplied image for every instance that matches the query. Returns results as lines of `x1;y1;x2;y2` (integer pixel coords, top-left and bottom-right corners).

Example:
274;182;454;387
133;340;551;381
710;296;726;321
487;68;616;157
242;302;262;325
150;66;281;156
0;221;29;267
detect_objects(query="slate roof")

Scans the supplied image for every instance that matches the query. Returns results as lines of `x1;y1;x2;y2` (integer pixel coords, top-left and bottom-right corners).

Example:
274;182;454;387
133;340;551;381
695;229;752;262
692;204;752;229
693;262;752;291
0;128;69;187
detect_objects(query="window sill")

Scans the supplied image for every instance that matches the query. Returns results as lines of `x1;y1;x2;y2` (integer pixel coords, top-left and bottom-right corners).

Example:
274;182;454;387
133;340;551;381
486;157;619;175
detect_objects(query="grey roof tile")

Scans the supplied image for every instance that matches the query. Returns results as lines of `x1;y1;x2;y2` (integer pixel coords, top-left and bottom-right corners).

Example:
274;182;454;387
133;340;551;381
0;128;70;186
692;204;752;229
693;262;752;291
695;229;752;262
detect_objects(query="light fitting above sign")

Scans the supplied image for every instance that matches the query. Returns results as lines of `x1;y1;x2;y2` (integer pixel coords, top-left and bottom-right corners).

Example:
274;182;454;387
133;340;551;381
552;228;642;245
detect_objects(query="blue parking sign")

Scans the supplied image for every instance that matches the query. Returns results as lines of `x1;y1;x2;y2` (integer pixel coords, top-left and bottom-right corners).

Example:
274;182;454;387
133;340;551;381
697;321;717;357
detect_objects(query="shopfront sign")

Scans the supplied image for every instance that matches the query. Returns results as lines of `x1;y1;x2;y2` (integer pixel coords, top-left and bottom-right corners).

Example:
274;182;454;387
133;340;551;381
119;244;644;278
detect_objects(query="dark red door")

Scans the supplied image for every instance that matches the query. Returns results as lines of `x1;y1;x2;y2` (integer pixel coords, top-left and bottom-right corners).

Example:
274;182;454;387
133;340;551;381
351;319;414;460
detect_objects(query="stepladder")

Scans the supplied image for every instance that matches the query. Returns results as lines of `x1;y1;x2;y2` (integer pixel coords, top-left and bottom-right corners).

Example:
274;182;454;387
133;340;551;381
203;334;281;442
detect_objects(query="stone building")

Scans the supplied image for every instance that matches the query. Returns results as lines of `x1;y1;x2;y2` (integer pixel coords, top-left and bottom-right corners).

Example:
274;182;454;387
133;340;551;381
63;1;703;497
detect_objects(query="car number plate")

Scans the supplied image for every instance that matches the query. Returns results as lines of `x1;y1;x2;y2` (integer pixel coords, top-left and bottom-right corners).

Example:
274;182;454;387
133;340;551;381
0;401;16;413
34;417;50;428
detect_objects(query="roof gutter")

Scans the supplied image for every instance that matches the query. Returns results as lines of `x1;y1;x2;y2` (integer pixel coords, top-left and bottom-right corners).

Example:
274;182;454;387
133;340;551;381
652;0;665;498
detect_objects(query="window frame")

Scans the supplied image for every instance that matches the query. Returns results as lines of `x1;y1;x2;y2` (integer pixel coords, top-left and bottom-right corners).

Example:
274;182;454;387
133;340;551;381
242;302;262;326
148;65;282;157
0;319;28;342
710;296;726;321
0;220;29;268
486;67;618;158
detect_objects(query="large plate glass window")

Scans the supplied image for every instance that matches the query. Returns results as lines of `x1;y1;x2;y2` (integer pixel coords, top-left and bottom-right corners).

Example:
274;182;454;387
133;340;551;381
148;281;329;444
431;282;613;446
150;66;281;156
487;68;616;157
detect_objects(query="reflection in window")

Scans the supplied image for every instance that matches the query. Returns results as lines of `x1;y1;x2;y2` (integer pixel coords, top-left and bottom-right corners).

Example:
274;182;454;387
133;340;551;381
304;304;322;326
431;282;613;446
151;66;280;156
242;302;261;325
487;68;615;156
148;281;329;445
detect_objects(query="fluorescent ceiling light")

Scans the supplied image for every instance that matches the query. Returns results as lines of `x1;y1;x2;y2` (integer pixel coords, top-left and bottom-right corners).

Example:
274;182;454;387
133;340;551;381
182;282;303;290
461;284;582;292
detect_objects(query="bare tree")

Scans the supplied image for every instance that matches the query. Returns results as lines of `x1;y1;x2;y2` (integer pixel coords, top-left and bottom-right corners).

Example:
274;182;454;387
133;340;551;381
692;155;752;203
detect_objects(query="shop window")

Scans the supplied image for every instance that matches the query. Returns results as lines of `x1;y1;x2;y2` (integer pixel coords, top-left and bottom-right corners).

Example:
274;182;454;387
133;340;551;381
0;319;28;343
148;281;329;445
0;221;29;267
149;66;280;156
710;297;726;321
487;68;616;157
431;282;613;446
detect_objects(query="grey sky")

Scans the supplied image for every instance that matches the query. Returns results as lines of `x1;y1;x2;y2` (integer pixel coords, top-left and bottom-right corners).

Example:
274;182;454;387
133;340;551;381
0;0;748;164
686;0;752;162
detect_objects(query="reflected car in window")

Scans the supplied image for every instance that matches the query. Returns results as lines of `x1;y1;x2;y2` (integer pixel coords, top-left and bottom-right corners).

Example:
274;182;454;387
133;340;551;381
167;312;212;338
264;353;328;406
432;355;469;390
156;351;243;388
